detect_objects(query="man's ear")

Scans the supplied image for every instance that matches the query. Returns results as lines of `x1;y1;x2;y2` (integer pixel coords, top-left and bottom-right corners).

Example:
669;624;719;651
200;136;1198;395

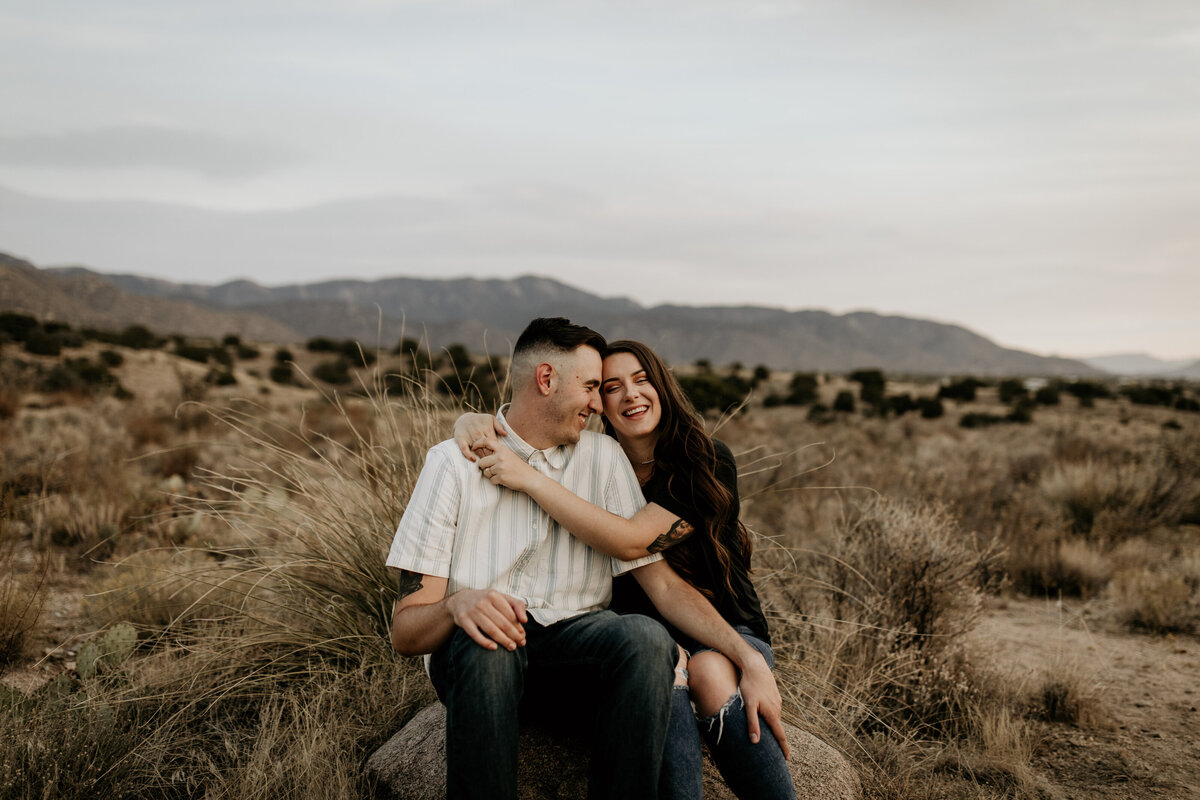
534;363;555;396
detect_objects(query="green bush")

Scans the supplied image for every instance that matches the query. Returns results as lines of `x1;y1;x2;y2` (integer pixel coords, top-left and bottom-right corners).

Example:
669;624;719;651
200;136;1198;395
998;379;1028;404
938;378;982;402
784;372;818;405
313;358;352;385
918;397;945;418
269;364;294;385
849;369;886;407
23;329;62;356
0;312;38;342
677;372;751;414
1034;386;1060;405
99;349;124;367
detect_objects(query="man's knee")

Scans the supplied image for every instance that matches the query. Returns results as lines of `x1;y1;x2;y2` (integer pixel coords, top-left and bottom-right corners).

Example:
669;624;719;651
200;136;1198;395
433;627;526;698
610;614;676;670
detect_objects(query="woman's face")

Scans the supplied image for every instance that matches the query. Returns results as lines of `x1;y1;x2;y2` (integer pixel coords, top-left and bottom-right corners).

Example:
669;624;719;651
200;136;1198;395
601;351;661;443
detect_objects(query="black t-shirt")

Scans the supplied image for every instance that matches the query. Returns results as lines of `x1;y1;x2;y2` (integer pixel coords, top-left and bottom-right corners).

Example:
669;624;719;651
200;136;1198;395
610;439;771;649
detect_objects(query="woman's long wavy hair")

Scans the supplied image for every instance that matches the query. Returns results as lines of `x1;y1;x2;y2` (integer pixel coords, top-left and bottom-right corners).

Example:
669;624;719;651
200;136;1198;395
601;340;752;599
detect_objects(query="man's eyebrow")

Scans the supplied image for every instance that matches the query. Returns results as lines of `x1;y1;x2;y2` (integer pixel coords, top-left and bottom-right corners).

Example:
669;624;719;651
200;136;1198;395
584;379;601;389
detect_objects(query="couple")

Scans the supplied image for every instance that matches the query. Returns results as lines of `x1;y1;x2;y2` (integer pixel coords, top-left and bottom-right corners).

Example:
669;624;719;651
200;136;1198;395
387;317;795;800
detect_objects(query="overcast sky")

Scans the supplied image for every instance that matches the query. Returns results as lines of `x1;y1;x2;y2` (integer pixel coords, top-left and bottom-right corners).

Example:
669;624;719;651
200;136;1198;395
1;0;1197;360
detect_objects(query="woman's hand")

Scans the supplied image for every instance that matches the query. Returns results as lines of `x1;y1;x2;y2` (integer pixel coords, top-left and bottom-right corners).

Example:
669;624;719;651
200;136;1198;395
738;656;790;759
476;449;540;494
453;413;507;461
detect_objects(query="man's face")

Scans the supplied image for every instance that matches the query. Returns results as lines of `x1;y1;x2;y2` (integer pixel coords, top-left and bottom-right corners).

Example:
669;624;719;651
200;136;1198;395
547;345;603;445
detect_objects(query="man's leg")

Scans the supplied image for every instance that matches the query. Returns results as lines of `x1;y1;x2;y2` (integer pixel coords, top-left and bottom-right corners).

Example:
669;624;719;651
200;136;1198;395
429;627;527;800
528;611;676;800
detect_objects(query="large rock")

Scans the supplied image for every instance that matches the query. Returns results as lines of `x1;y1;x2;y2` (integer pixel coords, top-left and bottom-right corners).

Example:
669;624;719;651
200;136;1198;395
367;703;861;800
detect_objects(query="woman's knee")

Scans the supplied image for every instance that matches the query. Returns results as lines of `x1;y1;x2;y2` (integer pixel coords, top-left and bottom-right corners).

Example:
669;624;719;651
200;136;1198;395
687;650;740;717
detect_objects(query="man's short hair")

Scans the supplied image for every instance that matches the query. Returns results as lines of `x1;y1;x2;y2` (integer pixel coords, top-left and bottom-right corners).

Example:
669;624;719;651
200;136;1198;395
510;317;606;386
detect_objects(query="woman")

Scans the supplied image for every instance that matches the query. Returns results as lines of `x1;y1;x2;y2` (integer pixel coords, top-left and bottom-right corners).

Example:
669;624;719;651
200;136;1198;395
453;340;795;800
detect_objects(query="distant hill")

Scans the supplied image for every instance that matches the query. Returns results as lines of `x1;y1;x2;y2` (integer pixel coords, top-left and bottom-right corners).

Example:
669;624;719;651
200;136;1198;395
0;253;301;342
5;253;1104;376
1082;353;1200;379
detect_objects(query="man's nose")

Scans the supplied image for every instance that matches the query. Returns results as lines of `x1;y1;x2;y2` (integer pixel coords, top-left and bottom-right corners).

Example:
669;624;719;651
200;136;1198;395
587;392;602;414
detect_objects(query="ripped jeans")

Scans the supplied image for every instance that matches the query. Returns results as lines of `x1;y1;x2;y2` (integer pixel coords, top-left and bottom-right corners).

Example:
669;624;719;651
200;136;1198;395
660;626;796;800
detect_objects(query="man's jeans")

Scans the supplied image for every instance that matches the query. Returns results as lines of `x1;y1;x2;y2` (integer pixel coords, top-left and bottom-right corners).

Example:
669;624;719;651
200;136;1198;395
428;609;677;800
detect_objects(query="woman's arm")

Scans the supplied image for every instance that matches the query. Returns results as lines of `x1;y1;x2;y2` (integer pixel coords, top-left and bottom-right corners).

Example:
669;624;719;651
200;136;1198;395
474;447;696;561
452;412;508;461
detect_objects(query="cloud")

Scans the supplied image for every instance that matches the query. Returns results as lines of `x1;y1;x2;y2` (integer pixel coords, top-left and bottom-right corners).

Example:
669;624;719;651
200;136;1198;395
0;125;304;178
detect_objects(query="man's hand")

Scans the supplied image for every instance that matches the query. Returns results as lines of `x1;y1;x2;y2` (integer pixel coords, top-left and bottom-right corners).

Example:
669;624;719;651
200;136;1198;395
444;588;528;651
738;654;790;759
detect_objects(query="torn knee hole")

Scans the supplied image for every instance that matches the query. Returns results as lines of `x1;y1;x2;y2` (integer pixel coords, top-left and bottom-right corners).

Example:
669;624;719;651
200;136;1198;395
698;689;742;744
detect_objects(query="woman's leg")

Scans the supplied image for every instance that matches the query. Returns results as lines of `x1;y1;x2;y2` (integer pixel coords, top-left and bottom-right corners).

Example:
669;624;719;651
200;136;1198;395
659;645;703;800
689;649;796;800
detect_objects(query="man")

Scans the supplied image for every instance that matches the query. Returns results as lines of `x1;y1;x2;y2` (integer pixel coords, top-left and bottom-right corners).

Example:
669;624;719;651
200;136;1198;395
388;317;780;800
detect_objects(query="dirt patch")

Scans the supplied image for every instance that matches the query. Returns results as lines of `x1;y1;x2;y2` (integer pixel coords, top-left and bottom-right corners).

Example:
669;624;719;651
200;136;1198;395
975;596;1200;799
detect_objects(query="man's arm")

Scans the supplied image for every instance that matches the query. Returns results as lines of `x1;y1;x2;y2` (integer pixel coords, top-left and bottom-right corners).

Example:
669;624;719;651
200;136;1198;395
631;559;790;757
390;570;530;656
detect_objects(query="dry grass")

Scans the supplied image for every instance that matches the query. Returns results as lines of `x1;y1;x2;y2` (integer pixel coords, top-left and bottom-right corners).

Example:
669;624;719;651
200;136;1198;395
0;346;1196;799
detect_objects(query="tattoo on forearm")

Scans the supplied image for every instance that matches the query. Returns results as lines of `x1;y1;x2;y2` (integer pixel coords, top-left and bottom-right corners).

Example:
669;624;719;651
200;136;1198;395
647;519;695;554
397;569;424;599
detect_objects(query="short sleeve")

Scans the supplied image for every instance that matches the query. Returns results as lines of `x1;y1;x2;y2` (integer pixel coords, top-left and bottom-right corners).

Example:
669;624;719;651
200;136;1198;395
600;438;660;576
385;446;461;577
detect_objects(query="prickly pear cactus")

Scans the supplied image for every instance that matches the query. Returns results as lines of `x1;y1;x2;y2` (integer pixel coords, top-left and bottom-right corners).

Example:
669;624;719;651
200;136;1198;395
76;640;100;679
99;622;137;670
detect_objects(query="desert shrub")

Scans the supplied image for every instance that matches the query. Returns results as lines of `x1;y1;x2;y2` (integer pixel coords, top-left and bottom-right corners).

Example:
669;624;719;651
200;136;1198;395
752;364;771;383
1034;385;1060;406
918;397;944;419
938;377;981;403
0;312;38;342
1007;531;1112;597
1007;398;1035;424
677;372;750;414
0;561;46;670
886;393;917;417
1110;564;1199;633
785;372;818;405
38;358;122;397
205;368;238;386
274;347;294;363
113;324;163;350
806;402;833;424
235;344;260;360
1175;396;1200;412
849;369;886;407
1040;456;1199;541
832;390;855;413
313;358;352;385
960;412;1006;429
1120;384;1177;407
787;499;1004;737
1065;380;1111;402
269;363;295;385
1034;664;1110;728
22;329;61;356
84;549;239;631
998;379;1028;404
98;349;124;367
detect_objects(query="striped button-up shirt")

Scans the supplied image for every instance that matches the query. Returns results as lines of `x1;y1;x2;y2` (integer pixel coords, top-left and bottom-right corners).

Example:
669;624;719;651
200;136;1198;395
386;409;660;625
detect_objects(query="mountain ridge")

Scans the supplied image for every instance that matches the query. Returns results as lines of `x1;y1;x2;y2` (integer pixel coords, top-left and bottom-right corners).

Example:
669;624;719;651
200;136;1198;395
4;253;1109;376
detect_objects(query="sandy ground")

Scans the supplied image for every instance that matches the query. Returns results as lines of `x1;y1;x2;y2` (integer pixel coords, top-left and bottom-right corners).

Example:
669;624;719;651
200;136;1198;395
975;597;1200;800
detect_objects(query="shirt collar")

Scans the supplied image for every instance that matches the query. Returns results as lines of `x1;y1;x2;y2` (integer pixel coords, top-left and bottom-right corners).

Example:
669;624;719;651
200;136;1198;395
496;404;572;470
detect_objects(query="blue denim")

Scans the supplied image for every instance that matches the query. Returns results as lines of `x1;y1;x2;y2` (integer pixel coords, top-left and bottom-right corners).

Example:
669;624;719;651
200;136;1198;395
691;627;796;800
428;609;677;800
659;685;703;800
